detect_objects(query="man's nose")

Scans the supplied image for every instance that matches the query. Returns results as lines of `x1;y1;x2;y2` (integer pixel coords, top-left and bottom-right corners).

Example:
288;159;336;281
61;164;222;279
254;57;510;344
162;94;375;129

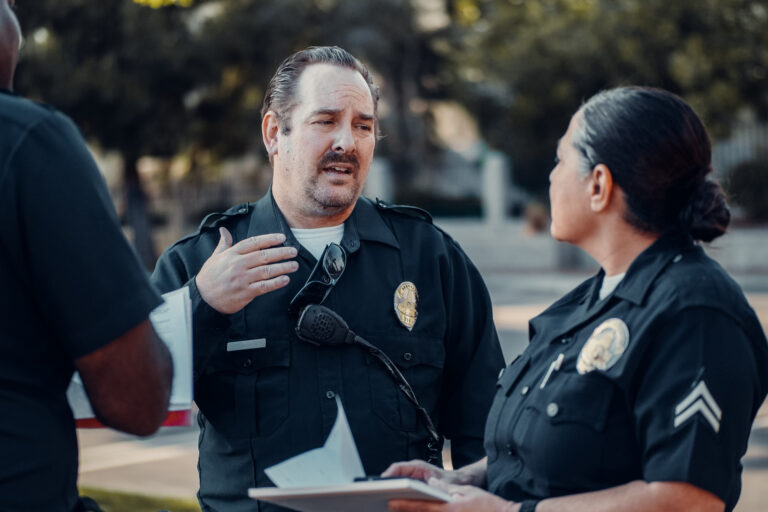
332;125;355;154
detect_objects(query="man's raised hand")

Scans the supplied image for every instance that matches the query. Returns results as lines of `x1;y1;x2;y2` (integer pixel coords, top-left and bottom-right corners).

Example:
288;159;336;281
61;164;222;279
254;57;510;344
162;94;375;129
195;227;299;314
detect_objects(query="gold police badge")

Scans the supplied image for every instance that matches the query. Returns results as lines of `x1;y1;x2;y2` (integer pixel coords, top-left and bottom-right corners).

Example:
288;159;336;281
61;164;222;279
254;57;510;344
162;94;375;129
576;318;629;375
394;281;418;331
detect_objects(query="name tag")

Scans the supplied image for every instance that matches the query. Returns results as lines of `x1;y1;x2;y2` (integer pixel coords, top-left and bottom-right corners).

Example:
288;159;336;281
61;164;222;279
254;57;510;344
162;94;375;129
227;338;267;352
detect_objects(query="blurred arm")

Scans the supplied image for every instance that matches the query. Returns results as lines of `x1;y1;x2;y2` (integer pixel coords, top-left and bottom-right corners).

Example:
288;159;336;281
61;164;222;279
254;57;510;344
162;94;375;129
75;319;173;436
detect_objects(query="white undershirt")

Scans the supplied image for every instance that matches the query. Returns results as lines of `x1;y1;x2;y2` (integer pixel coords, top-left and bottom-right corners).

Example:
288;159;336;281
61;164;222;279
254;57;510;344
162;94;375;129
599;272;626;301
290;225;345;260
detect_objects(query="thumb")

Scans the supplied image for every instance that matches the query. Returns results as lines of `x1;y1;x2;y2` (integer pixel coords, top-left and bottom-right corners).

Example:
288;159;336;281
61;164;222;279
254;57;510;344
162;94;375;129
213;227;233;255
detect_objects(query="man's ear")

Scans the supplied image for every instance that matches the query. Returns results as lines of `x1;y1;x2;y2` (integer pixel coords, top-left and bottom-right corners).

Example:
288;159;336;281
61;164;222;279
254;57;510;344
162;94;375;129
589;163;614;213
262;111;280;159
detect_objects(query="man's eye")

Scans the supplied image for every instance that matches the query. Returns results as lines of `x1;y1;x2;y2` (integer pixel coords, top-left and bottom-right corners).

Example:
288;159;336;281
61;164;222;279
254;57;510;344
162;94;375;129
358;124;372;131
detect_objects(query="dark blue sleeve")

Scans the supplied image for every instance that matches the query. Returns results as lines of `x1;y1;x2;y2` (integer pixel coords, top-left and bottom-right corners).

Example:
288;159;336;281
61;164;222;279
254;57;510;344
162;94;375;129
633;307;766;504
12;111;161;358
152;239;229;380
439;240;506;468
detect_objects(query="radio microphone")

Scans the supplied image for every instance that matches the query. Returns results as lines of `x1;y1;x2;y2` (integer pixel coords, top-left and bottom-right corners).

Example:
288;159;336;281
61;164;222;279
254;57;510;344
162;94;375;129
295;304;443;462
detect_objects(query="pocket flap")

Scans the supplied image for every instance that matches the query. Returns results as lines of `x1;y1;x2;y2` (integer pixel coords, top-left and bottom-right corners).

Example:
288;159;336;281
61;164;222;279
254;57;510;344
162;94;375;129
363;334;445;370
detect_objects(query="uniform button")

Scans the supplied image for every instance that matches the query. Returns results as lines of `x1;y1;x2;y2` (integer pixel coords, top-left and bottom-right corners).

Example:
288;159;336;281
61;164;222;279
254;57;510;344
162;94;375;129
403;352;413;361
242;358;253;368
560;337;569;344
547;402;559;417
506;443;514;455
238;207;247;214
521;385;530;395
673;254;683;263
326;390;336;399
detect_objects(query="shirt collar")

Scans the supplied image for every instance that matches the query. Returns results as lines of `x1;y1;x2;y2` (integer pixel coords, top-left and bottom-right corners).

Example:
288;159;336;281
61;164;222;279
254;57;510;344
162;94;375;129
612;231;697;305
247;189;400;254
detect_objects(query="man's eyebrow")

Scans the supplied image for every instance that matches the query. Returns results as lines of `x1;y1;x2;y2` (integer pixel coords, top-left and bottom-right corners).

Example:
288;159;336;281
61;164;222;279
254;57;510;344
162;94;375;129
308;109;374;121
309;108;342;117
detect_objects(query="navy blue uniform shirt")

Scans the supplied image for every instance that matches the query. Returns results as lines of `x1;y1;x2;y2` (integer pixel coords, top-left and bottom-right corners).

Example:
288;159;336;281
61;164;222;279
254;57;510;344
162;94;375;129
152;191;504;512
0;91;162;511
485;233;768;511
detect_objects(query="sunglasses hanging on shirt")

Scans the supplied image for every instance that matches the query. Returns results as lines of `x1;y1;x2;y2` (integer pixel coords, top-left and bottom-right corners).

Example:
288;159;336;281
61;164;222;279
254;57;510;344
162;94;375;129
288;242;347;314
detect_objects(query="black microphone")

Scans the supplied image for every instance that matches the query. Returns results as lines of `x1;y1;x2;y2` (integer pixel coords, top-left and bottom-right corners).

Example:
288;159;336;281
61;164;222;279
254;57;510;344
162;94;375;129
295;304;444;460
295;304;356;346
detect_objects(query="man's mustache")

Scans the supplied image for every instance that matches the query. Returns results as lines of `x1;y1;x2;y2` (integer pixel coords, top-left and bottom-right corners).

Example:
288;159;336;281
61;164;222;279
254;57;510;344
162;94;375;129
318;151;359;172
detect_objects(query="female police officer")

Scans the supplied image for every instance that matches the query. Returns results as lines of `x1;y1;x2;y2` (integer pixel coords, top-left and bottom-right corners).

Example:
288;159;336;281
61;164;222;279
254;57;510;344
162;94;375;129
384;87;768;512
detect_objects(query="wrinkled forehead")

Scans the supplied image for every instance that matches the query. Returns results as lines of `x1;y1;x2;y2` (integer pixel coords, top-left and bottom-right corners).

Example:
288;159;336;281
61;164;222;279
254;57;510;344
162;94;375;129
293;63;375;115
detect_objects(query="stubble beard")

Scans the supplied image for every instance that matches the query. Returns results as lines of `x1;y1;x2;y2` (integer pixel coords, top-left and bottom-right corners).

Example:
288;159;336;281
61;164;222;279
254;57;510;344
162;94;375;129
303;173;361;215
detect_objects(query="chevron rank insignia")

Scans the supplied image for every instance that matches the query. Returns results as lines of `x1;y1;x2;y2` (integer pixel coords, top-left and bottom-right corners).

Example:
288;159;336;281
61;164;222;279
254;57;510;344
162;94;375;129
673;380;722;433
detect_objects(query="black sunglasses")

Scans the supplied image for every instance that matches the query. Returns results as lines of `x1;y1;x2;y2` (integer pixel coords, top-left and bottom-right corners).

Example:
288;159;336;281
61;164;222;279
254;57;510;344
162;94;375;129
288;243;347;313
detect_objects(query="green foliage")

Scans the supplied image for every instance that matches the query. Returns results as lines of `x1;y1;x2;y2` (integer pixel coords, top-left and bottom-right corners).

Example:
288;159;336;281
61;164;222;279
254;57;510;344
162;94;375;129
726;158;768;221
79;487;200;512
14;0;768;205
439;0;768;193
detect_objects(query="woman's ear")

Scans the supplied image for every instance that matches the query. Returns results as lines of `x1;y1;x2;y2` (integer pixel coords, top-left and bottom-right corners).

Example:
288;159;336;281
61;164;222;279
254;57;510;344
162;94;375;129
262;111;280;159
589;164;614;213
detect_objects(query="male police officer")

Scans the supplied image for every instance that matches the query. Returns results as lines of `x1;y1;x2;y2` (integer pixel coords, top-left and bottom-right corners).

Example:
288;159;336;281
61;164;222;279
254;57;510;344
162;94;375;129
152;46;504;511
0;2;173;511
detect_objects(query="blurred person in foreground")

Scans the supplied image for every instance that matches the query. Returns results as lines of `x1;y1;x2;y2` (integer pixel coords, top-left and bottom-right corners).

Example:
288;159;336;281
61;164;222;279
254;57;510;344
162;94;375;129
385;87;768;512
0;1;173;510
151;46;504;511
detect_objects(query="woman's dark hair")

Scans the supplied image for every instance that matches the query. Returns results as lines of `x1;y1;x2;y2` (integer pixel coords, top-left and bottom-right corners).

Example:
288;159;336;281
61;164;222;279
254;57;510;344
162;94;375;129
261;46;380;136
572;86;730;242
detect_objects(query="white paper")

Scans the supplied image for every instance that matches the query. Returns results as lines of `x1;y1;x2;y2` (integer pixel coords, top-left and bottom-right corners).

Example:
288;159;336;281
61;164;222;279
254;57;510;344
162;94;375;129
264;396;365;487
67;286;193;419
149;286;193;409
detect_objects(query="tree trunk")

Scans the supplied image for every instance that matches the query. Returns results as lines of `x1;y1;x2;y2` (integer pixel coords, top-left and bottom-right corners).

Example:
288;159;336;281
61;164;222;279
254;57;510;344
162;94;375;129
123;153;156;270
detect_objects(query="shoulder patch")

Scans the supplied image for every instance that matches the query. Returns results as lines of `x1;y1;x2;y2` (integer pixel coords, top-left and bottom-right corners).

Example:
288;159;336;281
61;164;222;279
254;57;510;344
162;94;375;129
374;198;433;224
169;203;251;247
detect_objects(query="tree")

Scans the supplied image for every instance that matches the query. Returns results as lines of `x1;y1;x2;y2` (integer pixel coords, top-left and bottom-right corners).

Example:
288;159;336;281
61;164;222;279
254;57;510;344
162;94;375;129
438;0;768;195
16;0;215;267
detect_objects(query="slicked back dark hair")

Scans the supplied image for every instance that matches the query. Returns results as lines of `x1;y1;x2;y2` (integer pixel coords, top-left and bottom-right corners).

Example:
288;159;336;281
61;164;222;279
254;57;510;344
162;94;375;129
572;86;730;242
261;46;380;136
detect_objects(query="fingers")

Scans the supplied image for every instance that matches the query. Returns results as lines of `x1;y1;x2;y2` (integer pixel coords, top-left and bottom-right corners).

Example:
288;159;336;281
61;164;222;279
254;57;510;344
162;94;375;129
427;478;461;493
382;460;439;481
234;233;287;254
242;245;298;269
213;227;234;255
248;274;292;296
248;260;299;283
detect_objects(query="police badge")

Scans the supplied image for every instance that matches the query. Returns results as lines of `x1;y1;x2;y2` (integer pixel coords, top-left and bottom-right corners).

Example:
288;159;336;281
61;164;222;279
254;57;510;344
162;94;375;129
577;318;629;374
394;281;418;331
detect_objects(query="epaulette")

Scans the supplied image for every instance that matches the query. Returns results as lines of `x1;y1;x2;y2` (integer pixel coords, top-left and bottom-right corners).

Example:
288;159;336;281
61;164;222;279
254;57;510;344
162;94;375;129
199;203;250;230
169;203;251;247
374;198;433;224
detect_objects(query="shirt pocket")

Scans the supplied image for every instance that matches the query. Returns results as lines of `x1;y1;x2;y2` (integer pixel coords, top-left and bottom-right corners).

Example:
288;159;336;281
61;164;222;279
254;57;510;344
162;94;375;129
512;372;615;487
197;338;291;439
364;334;445;433
484;355;530;464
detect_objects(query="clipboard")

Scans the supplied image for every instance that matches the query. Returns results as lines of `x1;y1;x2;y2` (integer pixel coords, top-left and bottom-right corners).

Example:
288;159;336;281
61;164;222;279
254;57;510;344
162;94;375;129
248;478;452;512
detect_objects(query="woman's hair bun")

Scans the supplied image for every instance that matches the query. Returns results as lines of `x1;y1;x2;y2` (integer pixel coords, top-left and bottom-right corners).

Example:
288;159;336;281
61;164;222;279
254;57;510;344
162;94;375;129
678;179;730;242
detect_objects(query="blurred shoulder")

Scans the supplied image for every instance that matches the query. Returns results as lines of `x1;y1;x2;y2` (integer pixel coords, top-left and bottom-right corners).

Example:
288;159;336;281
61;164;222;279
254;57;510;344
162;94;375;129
165;203;252;254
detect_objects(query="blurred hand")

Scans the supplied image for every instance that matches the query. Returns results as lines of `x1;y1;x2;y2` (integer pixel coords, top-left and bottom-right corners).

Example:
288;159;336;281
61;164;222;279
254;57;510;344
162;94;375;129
382;460;476;486
196;227;298;314
389;478;516;512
